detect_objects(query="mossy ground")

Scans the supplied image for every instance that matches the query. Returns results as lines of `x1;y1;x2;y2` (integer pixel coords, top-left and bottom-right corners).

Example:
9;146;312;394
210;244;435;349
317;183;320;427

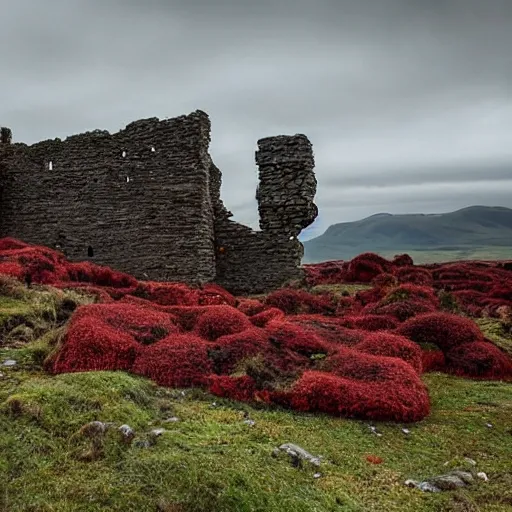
1;287;511;512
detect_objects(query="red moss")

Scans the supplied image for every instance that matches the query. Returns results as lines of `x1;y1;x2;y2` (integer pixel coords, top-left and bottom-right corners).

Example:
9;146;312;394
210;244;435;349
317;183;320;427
133;334;212;387
278;369;430;422
265;320;329;357
249;307;286;327
194;305;252;341
356;332;423;373
135;282;199;306
66;262;137;288
199;283;237;306
421;350;446;373
363;300;437;322
265;288;336;315
0;261;25;280
445;342;512;380
237;299;267;316
366;455;384;464
394;266;433;286
51;317;140;373
209;375;264;402
381;284;439;307
371;273;398;289
392;254;414;267
397;312;484;351
289;315;366;346
338;314;399;332
209;328;269;374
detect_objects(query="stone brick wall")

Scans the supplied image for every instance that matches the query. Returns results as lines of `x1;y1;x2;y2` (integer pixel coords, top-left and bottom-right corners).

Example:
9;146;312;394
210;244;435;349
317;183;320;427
0;111;318;294
0;111;216;284
214;135;318;295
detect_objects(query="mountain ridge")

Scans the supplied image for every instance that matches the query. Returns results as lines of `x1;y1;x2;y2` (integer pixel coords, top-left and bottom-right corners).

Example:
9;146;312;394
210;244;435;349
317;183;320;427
302;205;512;263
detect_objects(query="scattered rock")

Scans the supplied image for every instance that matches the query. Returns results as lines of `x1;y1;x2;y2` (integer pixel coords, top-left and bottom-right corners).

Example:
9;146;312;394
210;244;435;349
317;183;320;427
477;472;489;482
0;371;4;378
402;428;410;435
118;424;135;444
2;359;17;367
368;425;383;437
406;470;475;492
313;473;322;479
486;423;493;428
243;419;256;427
151;428;166;437
273;443;322;468
163;417;180;423
464;457;477;466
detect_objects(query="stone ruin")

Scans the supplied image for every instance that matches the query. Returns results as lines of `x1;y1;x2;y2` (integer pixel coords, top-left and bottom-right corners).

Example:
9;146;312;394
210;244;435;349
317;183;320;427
0;110;318;294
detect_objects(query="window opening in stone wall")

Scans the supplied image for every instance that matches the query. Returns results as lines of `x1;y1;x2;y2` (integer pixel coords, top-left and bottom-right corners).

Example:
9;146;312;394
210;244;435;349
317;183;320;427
48;161;53;170
87;246;94;258
122;151;126;157
126;176;130;183
151;146;155;152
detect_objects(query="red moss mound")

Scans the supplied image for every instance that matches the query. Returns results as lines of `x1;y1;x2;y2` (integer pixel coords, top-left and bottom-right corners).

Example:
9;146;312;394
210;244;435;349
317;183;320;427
421;350;446;373
395;266;433;286
338;314;399;332
209;375;271;403
0;261;25;280
194;305;252;341
237;299;267;316
66;262;137;289
345;253;391;283
381;284;439;307
135;282;199;306
303;260;347;286
249;307;285;327
265;288;336;315
288;315;366;346
265;320;329;357
364;300;437;322
51;317;140;373
445;342;512;380
277;370;430;422
133;334;212;387
393;254;414;267
199;283;236;306
72;303;180;345
397;312;484;351
371;273;398;289
356;332;423;373
0;238;31;251
209;328;268;374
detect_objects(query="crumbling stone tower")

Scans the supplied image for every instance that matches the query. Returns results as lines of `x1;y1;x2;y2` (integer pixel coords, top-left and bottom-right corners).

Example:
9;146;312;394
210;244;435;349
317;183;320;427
0;111;318;294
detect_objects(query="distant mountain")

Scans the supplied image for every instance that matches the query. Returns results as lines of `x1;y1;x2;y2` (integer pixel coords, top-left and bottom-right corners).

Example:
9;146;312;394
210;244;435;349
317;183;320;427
302;206;512;263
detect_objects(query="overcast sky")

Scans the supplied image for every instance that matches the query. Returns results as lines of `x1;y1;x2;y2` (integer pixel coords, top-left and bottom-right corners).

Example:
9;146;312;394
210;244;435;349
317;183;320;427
2;0;512;240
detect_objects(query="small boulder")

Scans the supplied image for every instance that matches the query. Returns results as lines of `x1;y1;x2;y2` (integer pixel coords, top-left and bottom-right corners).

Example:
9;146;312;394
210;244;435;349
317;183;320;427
273;443;322;468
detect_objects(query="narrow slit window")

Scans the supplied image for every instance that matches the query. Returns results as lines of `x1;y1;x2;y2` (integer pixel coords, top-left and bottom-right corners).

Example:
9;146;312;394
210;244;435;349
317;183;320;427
122;151;127;157
151;146;155;152
48;161;53;170
126;176;130;183
87;246;94;258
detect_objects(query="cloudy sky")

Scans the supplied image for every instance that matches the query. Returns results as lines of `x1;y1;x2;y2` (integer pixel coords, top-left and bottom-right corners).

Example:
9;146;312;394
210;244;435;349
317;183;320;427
2;0;512;240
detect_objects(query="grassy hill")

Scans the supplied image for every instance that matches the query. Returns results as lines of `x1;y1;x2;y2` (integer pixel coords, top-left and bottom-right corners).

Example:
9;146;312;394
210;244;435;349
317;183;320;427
303;206;512;263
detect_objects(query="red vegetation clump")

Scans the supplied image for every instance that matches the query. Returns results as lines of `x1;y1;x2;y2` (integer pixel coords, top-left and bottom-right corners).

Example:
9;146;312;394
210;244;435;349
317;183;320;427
381;284;439;308
363;300;437;322
345;253;391;283
395;266;433;286
199;283;237;306
338;314;399;332
303;260;347;286
397;312;484;351
356;332;423;373
194;305;252;341
265;288;336;315
371;273;398;289
66;262;137;289
392;254;414;267
134;282;199;306
51;316;141;373
444;342;512;380
133;334;212;387
249;307;285;327
366;455;384;464
0;261;25;280
421;350;446;373
236;298;267;316
209;375;271;402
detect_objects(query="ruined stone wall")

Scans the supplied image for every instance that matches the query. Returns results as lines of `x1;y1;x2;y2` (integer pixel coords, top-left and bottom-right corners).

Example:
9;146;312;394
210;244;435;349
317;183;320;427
0;112;318;295
214;135;318;295
0;111;216;284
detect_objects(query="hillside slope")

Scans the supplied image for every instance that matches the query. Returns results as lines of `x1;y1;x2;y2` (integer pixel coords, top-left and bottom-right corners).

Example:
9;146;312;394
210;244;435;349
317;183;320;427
303;206;512;263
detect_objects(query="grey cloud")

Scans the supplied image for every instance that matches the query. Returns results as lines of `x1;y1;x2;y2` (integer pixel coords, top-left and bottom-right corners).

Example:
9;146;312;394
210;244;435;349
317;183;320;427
1;0;512;237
